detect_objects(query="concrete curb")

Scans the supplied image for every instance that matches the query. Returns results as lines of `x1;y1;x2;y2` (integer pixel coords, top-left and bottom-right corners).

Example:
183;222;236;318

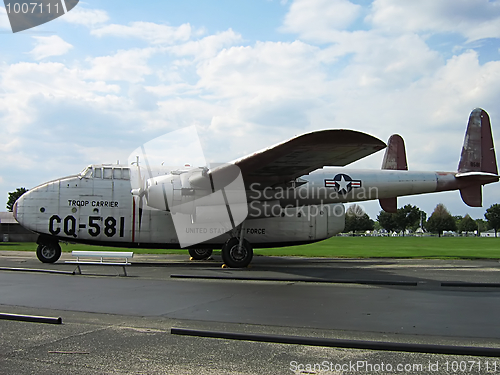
171;328;500;357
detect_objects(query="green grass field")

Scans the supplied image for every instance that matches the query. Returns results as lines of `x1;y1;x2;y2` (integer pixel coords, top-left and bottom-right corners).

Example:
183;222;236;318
2;236;499;259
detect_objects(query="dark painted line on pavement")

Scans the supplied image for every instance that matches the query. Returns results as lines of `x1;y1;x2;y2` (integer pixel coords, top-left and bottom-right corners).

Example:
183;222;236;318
0;267;74;275
170;274;417;286
0;312;62;324
442;282;500;288
171;328;500;357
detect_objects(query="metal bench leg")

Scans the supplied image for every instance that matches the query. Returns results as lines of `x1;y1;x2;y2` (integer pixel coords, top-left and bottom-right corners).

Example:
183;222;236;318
74;265;82;275
122;266;127;277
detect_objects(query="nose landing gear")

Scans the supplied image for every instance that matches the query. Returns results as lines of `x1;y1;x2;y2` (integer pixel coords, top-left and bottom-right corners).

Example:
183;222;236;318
36;236;61;263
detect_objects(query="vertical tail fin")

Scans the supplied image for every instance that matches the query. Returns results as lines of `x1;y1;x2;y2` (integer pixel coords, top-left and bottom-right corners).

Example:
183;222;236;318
381;134;408;171
457;108;498;207
458;108;497;174
379;134;408;213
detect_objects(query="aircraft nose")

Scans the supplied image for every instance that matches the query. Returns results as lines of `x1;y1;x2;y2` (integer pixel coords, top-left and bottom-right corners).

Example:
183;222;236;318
13;200;18;221
12;189;29;225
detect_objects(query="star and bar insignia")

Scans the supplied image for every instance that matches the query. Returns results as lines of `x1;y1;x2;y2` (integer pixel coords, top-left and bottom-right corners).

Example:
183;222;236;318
324;173;362;194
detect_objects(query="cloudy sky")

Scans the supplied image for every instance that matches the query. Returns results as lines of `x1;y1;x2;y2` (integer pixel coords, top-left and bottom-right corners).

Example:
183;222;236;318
1;0;499;220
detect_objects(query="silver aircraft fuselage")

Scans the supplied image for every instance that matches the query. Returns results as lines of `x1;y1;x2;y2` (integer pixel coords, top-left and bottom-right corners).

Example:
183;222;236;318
14;164;470;249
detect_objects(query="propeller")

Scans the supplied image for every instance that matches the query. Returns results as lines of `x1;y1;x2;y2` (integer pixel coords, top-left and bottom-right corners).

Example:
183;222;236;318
130;148;155;230
131;157;148;199
126;125;248;248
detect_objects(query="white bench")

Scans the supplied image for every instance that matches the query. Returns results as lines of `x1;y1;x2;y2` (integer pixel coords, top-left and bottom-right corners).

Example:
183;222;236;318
66;251;134;276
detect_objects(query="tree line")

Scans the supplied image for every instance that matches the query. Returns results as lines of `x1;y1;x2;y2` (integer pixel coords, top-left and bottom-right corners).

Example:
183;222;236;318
344;203;500;237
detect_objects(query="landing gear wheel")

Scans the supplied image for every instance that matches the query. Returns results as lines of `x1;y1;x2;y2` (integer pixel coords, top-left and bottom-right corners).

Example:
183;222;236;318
221;237;253;268
188;248;213;260
36;242;61;263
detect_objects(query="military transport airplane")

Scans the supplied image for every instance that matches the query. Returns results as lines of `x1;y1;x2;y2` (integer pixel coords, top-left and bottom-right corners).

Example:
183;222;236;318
14;108;499;268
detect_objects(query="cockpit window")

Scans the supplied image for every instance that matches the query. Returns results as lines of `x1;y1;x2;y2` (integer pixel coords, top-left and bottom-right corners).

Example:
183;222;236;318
113;168;122;179
89;166;130;180
122;168;130;180
103;167;113;179
80;166;92;179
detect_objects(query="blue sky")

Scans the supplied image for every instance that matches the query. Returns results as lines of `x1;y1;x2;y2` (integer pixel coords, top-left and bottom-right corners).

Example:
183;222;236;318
1;0;500;220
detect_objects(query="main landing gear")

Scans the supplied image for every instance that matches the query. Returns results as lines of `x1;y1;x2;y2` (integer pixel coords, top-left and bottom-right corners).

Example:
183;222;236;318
188;248;213;260
221;224;253;268
187;223;253;268
36;235;61;263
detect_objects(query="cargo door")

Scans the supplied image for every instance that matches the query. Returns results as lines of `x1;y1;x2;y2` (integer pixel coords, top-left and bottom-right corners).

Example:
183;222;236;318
314;206;328;240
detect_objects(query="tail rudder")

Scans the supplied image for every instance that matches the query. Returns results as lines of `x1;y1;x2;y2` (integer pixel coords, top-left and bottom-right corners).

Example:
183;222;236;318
381;134;408;171
458;108;497;174
379;134;408;212
457;108;498;207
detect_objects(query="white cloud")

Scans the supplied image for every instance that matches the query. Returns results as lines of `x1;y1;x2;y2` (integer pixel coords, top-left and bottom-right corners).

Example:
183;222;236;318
168;29;243;61
418;50;500;121
197;41;326;99
322;32;443;88
368;0;500;42
91;22;192;45
128;85;158;111
84;48;155;83
29;35;73;60
2;62;118;99
281;0;362;42
62;7;109;27
0;61;120;137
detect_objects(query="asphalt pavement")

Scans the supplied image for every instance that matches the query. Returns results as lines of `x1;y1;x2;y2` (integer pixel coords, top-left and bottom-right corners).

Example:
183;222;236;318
1;249;500;374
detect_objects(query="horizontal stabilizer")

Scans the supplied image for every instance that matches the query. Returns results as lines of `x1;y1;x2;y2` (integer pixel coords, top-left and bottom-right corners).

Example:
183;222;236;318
455;171;500;184
379;198;397;213
460;185;482;207
456;172;499;207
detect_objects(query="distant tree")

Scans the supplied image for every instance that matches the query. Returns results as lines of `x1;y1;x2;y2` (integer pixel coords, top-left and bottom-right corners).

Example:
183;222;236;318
476;219;488;234
485;204;500;237
395;204;421;236
426;203;457;237
357;214;374;233
344;204;374;235
459;214;477;236
453;215;463;231
377;210;398;233
377;205;422;235
7;187;28;212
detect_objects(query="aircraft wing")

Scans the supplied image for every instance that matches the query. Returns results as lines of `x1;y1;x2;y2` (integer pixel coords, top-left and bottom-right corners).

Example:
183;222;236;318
207;129;386;188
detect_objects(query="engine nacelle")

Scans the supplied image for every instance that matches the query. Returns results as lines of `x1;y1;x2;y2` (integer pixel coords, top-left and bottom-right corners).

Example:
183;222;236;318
144;173;214;215
145;175;176;211
134;165;248;237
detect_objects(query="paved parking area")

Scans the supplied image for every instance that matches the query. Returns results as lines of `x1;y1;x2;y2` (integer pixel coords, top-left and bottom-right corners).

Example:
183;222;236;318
1;250;500;374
